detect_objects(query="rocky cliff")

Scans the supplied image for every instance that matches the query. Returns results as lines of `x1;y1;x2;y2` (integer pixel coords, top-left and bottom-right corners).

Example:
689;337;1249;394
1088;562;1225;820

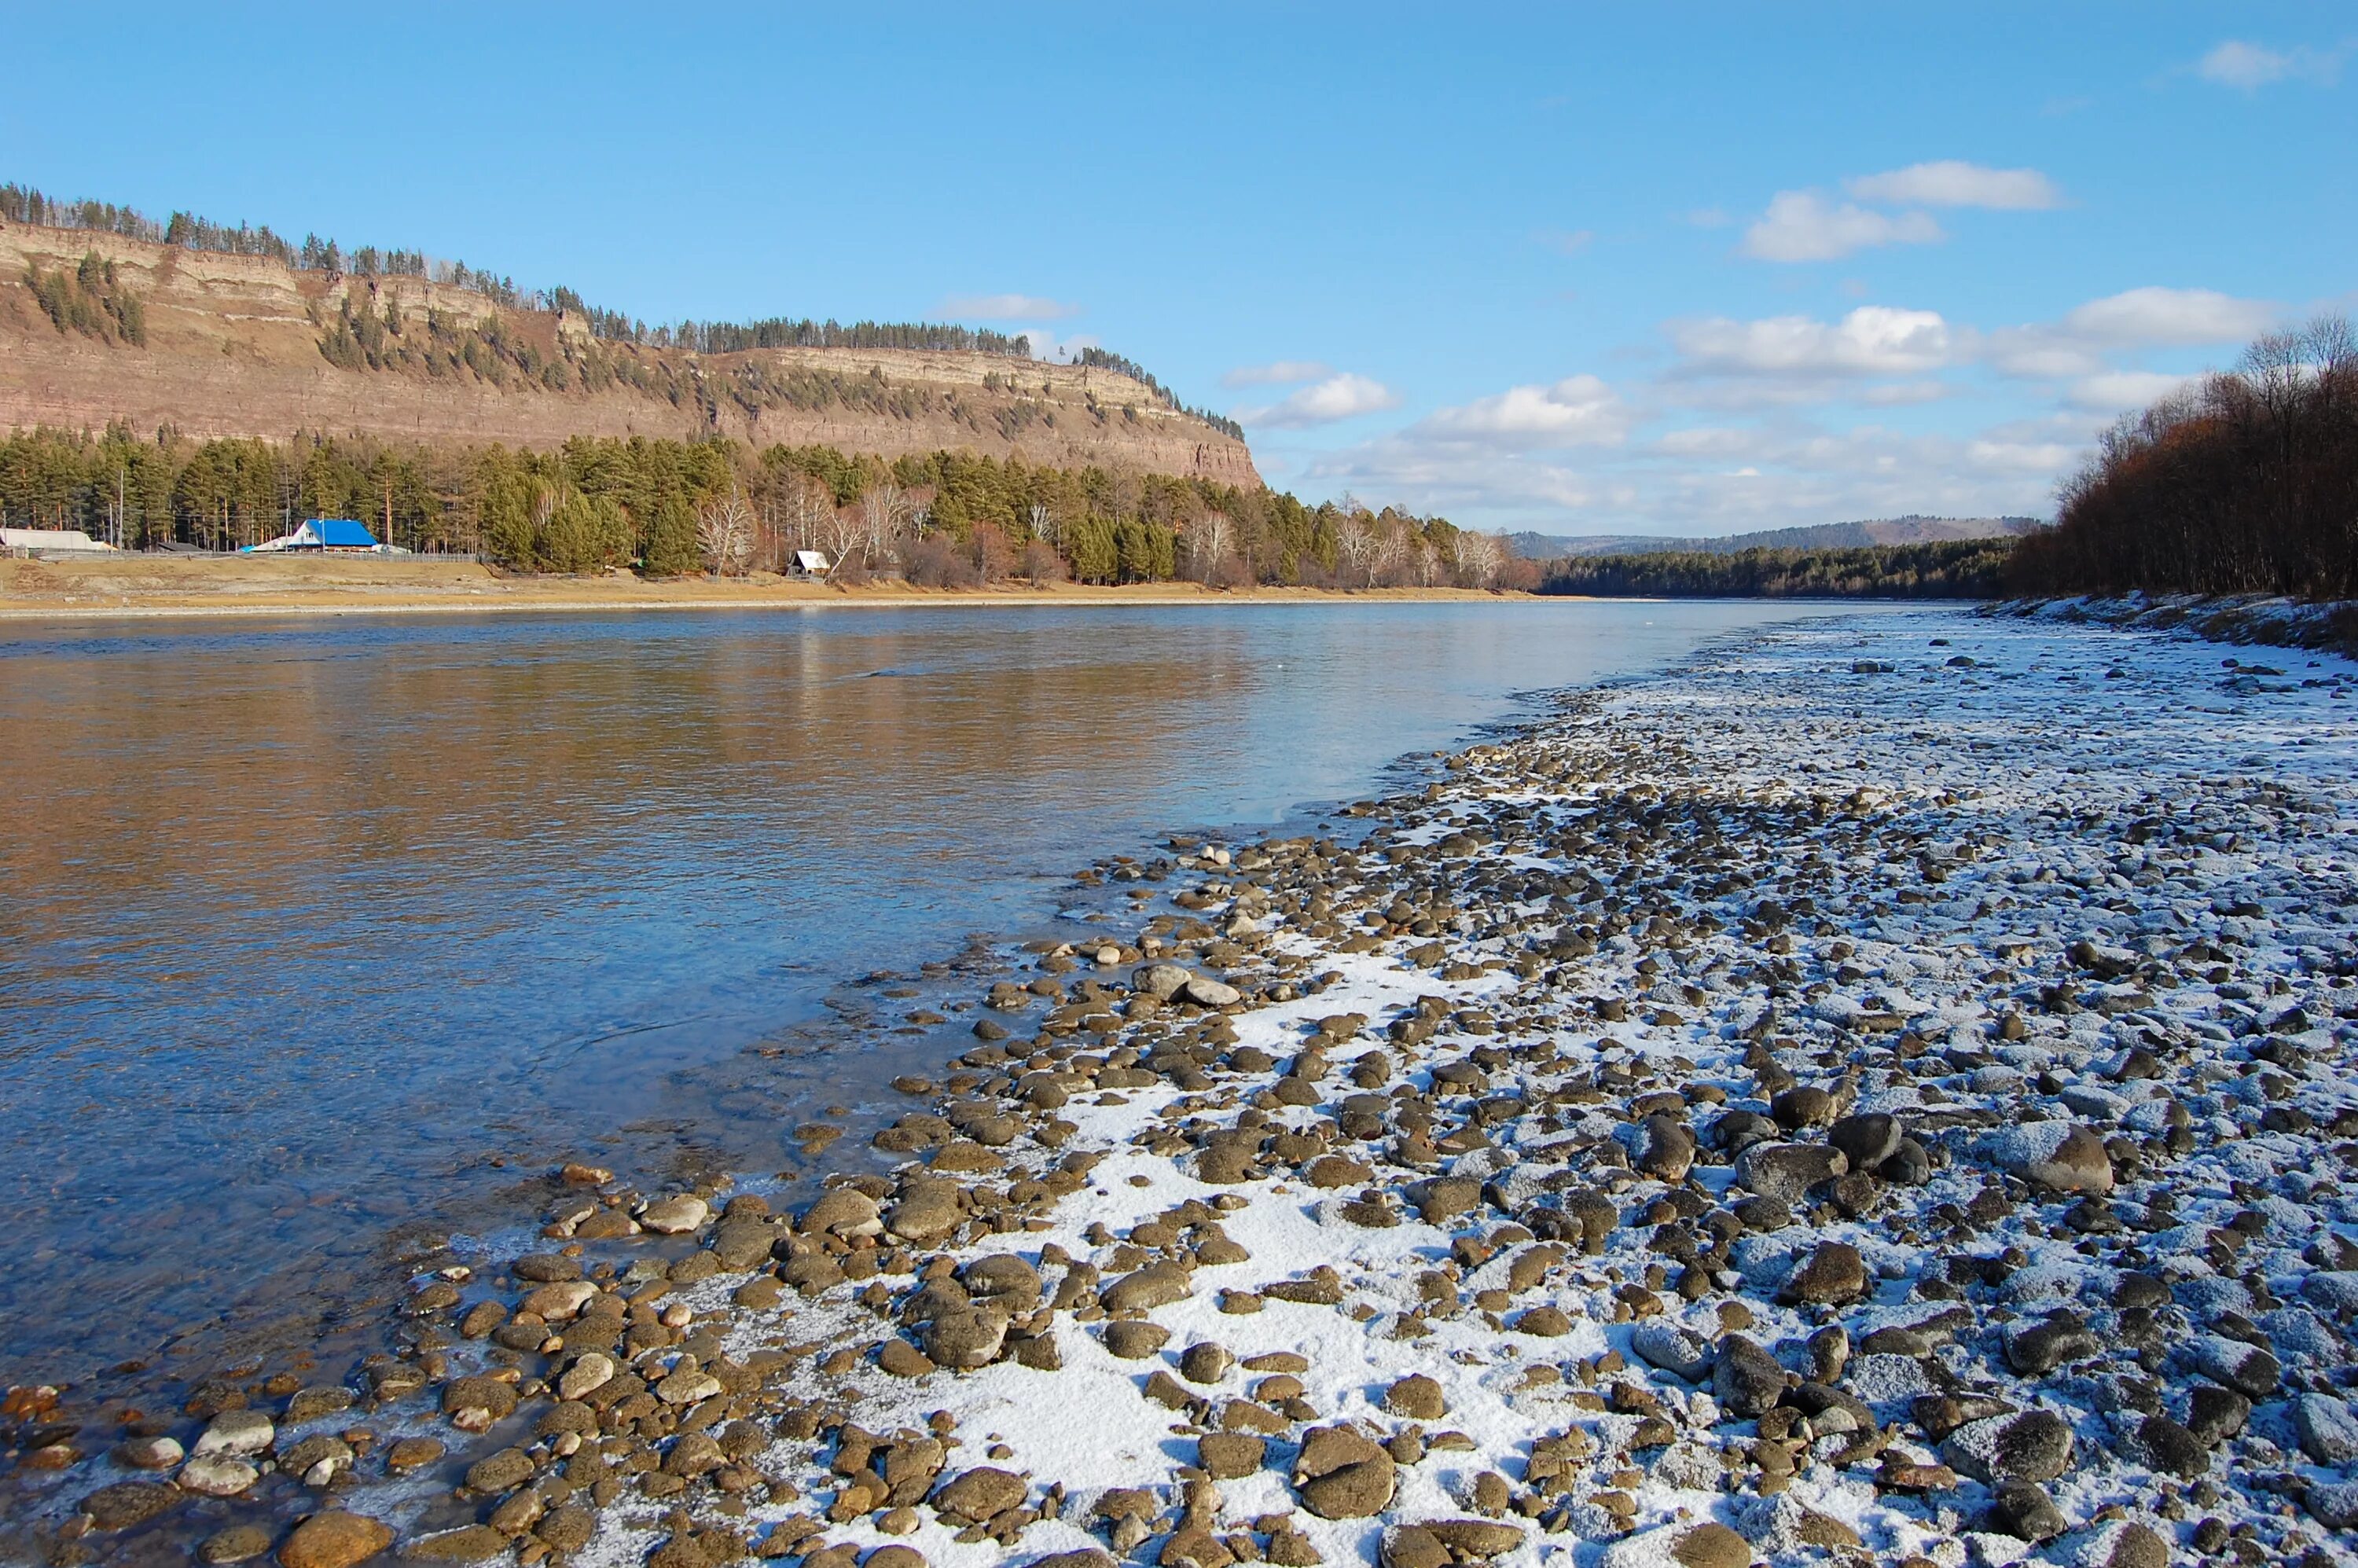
0;223;1260;486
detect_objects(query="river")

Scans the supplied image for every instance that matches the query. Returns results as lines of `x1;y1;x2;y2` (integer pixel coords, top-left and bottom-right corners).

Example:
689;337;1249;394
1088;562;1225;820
0;599;1833;1384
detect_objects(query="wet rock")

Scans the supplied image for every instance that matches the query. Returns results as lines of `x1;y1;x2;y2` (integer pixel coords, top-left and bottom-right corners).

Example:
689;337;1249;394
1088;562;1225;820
82;1481;182;1531
113;1434;183;1469
558;1352;616;1401
198;1525;275;1565
440;1375;517;1425
640;1194;710;1234
178;1454;260;1496
464;1448;535;1494
194;1408;276;1457
278;1511;395;1568
403;1526;510;1562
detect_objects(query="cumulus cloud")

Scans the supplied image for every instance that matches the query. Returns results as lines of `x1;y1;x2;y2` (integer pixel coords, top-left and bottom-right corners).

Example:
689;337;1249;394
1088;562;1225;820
1741;190;1944;262
1235;372;1401;429
1411;376;1629;449
2197;39;2345;89
1844;160;2065;210
2069;370;2204;411
2061;286;2277;345
1221;359;1331;389
941;292;1081;321
1667;307;1955;377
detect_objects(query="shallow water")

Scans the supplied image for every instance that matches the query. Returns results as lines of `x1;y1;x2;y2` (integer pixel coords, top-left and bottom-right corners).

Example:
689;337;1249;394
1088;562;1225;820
0;599;1827;1382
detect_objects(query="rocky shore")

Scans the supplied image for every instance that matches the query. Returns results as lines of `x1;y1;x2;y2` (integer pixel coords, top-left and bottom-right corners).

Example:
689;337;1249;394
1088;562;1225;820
9;610;2358;1568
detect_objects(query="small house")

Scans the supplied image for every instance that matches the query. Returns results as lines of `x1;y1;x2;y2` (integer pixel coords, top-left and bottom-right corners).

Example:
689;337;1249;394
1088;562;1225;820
791;549;832;577
243;519;383;553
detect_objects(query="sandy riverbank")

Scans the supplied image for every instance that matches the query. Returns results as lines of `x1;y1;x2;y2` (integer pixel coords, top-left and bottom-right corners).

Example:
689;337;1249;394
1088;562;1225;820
0;555;1538;619
9;609;2358;1568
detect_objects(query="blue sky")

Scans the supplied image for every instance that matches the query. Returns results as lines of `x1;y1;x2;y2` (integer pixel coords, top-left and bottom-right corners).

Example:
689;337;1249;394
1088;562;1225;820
8;3;2352;535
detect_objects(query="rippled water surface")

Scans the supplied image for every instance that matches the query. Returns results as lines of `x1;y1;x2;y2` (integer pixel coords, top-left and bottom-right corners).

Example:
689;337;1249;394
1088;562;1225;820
0;600;1825;1380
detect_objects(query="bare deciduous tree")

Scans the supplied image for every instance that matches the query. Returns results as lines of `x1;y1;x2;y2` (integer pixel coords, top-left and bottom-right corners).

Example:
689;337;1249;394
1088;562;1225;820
1184;510;1234;583
859;483;911;563
1453;530;1504;589
696;486;756;576
1332;512;1377;586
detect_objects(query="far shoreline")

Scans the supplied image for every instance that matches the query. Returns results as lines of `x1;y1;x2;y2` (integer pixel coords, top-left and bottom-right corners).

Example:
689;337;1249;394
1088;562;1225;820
0;555;1586;621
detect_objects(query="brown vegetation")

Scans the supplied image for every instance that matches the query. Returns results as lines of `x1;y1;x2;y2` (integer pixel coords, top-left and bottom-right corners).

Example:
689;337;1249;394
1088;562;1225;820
2008;315;2356;599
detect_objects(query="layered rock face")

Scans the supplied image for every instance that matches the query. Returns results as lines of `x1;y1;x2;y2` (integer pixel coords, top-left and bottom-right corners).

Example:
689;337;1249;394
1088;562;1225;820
0;224;1259;487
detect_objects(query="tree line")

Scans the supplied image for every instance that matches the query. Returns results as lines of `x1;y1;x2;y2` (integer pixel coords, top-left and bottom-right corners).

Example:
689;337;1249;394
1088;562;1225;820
2006;315;2356;600
0;425;1526;590
1540;539;2011;599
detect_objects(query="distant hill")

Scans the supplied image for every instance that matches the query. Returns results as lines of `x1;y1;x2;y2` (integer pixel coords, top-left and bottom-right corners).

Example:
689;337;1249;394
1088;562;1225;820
1508;515;2043;560
0;186;1256;487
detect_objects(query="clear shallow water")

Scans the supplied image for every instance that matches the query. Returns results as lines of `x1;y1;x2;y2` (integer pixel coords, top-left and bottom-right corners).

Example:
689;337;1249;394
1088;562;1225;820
0;600;1823;1381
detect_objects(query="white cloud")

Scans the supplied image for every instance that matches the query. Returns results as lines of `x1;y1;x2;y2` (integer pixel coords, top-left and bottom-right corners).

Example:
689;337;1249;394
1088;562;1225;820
1412;375;1629;449
1236;372;1401;429
2061;286;2276;345
2068;370;2203;411
1668;307;1955;377
1741;190;1944;262
941;292;1081;321
1537;228;1595;255
1221;359;1331;389
1844;160;2064;210
1025;331;1101;363
2197;39;2344;89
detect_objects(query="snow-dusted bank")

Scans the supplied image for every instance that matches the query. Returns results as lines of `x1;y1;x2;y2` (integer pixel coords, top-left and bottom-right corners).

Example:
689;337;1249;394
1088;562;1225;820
30;609;2358;1568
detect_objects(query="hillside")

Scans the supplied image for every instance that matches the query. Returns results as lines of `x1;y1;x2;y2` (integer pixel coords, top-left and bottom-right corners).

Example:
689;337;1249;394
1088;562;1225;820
0;219;1258;487
1509;513;2040;560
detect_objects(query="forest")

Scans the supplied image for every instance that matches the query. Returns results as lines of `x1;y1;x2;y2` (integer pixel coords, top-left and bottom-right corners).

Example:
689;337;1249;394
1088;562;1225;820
0;426;1523;590
1541;539;2012;599
2005;315;2356;600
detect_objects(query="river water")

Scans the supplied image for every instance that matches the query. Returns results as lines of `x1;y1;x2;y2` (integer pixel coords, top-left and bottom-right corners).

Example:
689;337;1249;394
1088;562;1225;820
0;600;1827;1385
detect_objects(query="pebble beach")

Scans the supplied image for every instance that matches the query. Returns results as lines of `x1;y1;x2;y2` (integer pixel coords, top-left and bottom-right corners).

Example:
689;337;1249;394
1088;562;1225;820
11;607;2358;1568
